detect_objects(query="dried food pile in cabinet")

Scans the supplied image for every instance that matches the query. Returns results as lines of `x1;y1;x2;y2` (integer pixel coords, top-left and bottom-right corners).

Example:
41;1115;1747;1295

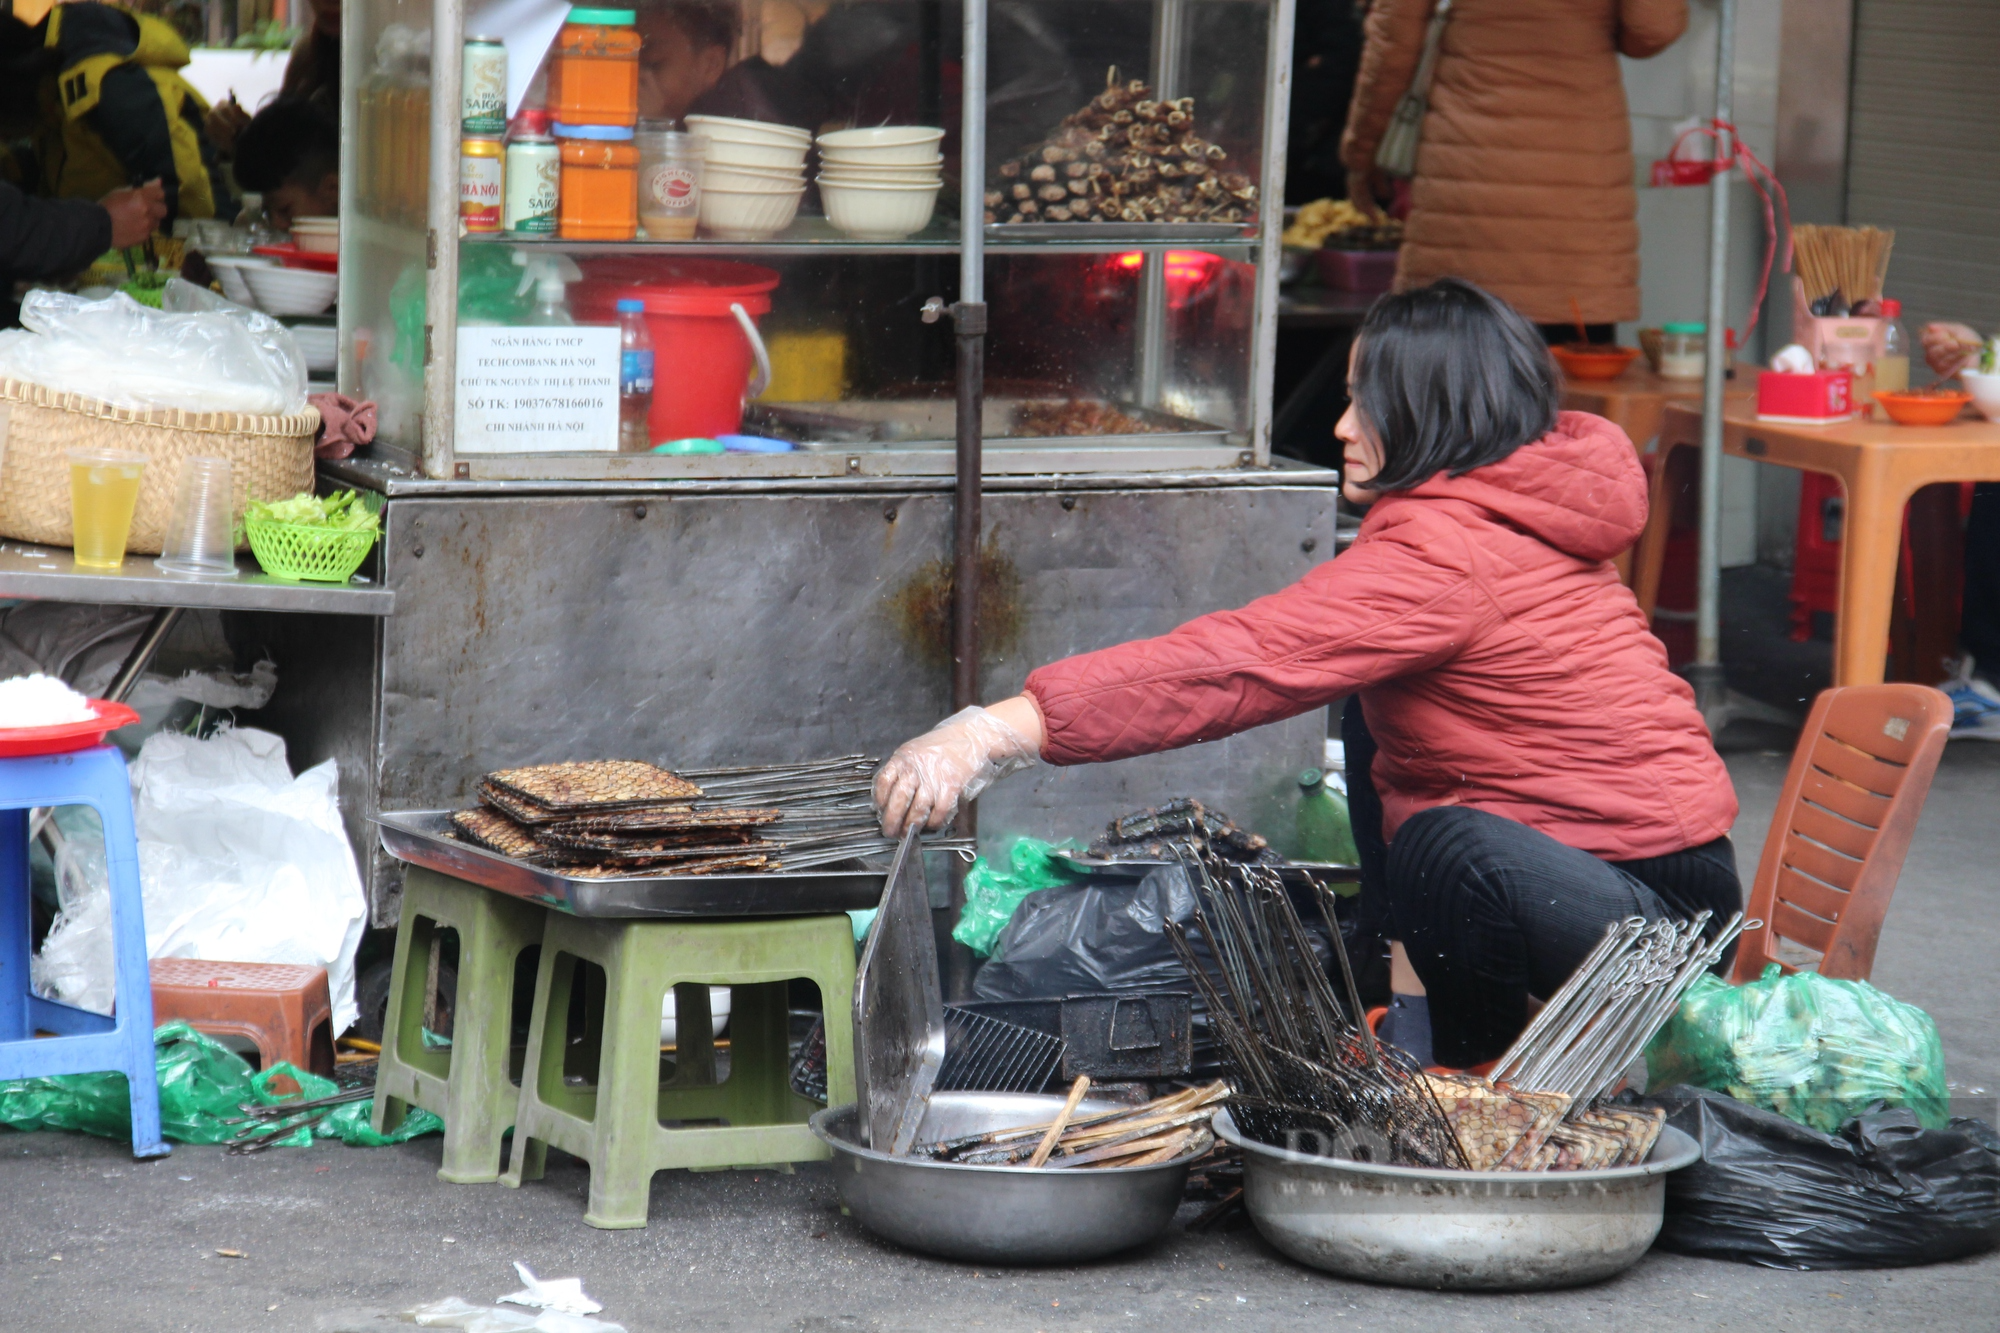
985;69;1258;226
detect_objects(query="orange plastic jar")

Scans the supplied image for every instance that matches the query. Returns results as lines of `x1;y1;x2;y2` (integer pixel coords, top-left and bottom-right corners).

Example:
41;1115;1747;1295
557;124;639;240
547;7;640;128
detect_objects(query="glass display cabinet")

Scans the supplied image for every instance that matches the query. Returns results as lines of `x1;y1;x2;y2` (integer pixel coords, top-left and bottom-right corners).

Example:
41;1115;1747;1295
339;0;1295;479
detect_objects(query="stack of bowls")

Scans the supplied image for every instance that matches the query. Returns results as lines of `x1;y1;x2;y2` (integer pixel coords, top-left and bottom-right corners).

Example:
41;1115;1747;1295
815;127;945;241
290;216;339;254
685;114;809;240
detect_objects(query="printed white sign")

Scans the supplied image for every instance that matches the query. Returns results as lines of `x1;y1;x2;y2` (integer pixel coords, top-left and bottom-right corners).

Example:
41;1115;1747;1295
456;326;620;454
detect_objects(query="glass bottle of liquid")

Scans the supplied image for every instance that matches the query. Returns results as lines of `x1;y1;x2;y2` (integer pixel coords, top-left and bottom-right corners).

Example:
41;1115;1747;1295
617;297;655;453
1297;739;1360;867
1877;298;1910;395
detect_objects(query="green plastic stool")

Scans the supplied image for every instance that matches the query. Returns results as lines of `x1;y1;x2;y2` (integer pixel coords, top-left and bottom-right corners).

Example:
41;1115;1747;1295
372;866;545;1182
500;911;856;1229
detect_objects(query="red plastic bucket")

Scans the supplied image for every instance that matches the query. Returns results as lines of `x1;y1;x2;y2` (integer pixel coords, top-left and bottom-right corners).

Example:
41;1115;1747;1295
573;257;780;443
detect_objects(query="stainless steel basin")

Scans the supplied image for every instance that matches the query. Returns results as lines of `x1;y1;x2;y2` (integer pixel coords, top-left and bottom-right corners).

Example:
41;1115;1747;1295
811;1091;1192;1263
1215;1107;1700;1290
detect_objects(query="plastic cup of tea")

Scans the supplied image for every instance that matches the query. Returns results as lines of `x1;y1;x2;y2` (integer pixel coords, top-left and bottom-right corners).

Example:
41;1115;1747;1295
67;449;148;570
154;456;240;578
637;128;707;241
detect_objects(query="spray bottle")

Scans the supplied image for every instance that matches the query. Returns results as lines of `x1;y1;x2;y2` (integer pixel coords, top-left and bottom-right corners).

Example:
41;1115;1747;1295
513;252;582;327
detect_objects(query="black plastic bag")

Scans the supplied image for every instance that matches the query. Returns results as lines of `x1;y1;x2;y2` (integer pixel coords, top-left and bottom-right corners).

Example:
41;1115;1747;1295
1645;1084;2000;1269
973;867;1343;1076
973;868;1205;1001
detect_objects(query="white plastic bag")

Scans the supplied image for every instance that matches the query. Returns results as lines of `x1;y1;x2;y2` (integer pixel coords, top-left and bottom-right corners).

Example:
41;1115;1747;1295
0;284;306;415
129;726;367;1031
30;833;117;1014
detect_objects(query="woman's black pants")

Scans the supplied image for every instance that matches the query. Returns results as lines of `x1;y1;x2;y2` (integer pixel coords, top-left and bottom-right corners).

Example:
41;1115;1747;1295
1341;698;1742;1068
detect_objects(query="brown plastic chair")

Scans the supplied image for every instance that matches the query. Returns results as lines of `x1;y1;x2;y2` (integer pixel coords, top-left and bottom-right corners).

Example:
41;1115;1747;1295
1732;684;1952;984
150;959;336;1076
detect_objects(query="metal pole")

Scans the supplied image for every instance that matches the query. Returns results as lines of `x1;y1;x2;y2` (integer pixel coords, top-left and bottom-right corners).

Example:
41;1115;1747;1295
944;0;989;998
106;608;183;704
1133;0;1187;408
1690;0;1736;712
422;0;464;480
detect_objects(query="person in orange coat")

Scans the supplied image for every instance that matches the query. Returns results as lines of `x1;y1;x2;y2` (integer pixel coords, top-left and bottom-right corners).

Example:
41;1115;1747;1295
1341;0;1688;339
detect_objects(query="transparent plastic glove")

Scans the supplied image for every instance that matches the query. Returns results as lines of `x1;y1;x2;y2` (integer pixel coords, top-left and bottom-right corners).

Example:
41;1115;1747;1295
875;705;1040;836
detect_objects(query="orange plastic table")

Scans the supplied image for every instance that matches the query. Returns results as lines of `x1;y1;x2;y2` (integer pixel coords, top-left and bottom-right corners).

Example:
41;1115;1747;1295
1559;365;1738;450
1653;403;2000;685
1564;367;1755;586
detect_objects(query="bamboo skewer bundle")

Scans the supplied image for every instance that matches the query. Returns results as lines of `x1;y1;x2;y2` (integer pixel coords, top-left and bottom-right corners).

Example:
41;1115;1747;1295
913;1079;1229;1169
1793;224;1895;311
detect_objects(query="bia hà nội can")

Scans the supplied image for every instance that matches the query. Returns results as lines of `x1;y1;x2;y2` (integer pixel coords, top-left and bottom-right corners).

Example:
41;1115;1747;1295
505;134;560;234
461;37;508;136
460;135;503;233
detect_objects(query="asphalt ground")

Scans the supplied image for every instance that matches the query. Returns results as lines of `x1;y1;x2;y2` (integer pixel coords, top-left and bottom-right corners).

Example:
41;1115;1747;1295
3;745;1997;1333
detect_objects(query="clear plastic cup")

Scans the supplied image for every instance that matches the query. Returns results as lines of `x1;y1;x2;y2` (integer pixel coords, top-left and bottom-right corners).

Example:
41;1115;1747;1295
67;450;148;570
154;456;240;578
637;128;707;240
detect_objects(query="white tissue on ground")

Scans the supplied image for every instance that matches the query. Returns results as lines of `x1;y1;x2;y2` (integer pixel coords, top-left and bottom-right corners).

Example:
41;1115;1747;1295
499;1263;604;1316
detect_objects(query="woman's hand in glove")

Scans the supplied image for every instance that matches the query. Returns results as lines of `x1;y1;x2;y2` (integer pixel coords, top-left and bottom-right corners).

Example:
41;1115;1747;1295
875;697;1046;836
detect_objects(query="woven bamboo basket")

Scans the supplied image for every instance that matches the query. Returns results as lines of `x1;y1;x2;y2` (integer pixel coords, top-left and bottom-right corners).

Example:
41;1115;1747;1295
0;379;319;556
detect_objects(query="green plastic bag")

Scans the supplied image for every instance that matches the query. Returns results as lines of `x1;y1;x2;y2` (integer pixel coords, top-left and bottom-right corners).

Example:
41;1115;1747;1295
1645;965;1950;1134
951;837;1085;957
0;1020;441;1148
0;1021;256;1144
249;1062;443;1147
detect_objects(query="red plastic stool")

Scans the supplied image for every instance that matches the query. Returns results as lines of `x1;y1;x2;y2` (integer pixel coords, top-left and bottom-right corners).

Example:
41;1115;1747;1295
150;959;335;1076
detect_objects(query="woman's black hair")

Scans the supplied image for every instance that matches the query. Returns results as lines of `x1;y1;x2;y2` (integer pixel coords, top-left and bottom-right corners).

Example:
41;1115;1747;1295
1348;277;1560;491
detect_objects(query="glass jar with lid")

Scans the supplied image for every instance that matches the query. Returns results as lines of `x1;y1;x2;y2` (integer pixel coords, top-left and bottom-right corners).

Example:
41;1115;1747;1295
1656;322;1704;378
1658;322;1706;380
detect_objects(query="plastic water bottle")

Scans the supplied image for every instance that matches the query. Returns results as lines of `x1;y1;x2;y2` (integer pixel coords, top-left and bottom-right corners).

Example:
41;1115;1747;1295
616;297;654;453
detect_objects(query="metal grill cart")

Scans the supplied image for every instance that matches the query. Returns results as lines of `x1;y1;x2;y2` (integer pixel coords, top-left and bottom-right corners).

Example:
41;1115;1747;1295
294;0;1333;929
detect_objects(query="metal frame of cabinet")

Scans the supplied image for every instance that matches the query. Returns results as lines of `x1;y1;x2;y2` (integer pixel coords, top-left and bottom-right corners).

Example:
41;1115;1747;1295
338;0;1296;482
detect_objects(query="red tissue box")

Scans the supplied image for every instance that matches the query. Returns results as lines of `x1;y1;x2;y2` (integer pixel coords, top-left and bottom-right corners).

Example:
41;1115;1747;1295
1758;368;1855;424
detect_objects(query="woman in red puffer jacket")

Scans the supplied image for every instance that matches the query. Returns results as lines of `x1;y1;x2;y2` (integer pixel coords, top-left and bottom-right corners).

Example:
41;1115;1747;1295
874;278;1740;1068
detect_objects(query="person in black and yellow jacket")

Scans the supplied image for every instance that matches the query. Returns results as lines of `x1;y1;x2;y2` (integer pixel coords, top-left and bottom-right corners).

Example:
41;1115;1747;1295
1;2;233;225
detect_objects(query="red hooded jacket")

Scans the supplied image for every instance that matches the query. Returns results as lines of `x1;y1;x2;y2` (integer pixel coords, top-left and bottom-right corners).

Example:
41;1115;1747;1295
1023;412;1736;861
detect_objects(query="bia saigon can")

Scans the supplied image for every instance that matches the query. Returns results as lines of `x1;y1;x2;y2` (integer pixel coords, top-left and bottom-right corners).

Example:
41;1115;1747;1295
504;135;560;234
461;37;508;136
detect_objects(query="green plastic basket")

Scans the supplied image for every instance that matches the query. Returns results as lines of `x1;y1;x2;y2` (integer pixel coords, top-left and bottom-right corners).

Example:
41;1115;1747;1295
245;517;378;583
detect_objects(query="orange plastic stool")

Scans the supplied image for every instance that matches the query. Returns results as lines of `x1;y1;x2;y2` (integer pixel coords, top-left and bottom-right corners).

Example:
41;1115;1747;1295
149;959;335;1077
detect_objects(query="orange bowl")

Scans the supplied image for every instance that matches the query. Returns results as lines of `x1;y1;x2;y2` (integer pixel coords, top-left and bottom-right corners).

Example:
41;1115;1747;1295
1550;344;1641;381
1872;390;1971;426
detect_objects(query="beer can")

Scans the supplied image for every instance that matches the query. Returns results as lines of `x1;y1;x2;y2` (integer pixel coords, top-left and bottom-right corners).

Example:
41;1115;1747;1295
504;134;560;234
461;37;508;136
460;135;504;233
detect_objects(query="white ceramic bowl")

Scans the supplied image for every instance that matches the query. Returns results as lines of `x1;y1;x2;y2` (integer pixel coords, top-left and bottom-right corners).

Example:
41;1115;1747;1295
701;138;810;170
287;322;338;374
818;170;944;189
290;216;339;253
1962;368;2000;423
242;264;338;316
816;148;940;169
206;254;277;306
818;159;944;178
818;179;942;241
685;114;811;146
699;183;805;240
703;163;808;190
817;126;945;161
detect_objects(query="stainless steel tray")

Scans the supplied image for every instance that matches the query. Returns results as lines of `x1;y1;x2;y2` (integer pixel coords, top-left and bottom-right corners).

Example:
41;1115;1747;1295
746;396;1229;451
985;221;1250;243
374;809;887;918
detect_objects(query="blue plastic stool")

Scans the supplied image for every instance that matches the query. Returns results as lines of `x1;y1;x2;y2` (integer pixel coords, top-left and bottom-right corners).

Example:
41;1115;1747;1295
0;746;167;1158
